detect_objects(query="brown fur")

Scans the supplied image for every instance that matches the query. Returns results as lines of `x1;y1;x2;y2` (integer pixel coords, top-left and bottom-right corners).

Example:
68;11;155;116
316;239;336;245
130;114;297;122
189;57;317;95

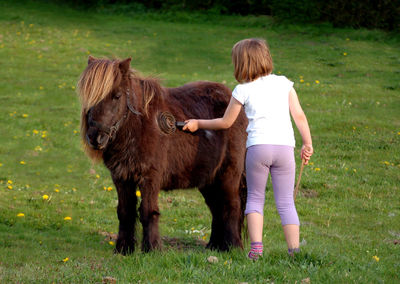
78;57;248;253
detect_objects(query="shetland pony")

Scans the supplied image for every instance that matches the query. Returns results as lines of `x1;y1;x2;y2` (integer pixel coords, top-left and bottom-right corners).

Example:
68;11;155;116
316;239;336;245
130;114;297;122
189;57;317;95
78;56;247;253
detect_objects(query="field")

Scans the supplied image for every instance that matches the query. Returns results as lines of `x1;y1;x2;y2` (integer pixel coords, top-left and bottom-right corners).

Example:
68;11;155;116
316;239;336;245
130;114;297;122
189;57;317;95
0;0;399;282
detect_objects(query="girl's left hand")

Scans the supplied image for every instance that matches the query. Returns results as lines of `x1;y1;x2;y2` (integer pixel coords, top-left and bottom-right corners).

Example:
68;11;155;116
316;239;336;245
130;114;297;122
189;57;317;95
301;144;313;164
182;119;199;132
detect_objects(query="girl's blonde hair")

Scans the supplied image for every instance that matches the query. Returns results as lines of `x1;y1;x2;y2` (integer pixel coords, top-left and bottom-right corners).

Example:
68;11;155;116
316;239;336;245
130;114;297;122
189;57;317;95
231;38;273;83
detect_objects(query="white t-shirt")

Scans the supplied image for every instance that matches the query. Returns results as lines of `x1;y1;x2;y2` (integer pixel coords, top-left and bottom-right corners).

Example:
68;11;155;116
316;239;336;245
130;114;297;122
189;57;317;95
232;74;295;148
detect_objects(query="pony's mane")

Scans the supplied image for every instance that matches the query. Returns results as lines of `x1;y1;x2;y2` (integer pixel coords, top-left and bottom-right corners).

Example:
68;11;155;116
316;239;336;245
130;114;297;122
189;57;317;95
77;58;122;112
77;58;162;162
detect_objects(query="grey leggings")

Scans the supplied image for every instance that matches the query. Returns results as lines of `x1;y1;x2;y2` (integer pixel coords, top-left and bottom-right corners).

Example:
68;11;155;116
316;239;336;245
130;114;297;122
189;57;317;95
245;144;300;226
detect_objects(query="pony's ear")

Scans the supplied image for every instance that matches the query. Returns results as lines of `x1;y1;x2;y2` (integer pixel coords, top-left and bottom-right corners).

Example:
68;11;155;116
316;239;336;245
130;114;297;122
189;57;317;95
88;55;96;65
119;58;132;75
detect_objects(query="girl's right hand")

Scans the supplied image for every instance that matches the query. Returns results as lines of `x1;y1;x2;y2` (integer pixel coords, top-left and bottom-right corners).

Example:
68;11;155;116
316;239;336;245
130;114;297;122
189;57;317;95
301;144;313;164
182;119;199;132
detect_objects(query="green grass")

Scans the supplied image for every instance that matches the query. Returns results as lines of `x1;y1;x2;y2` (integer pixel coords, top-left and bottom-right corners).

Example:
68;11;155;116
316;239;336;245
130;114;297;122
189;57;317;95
0;0;399;282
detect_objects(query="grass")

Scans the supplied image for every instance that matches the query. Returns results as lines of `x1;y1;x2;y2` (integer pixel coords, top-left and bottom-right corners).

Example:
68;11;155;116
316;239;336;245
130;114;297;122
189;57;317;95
0;0;399;282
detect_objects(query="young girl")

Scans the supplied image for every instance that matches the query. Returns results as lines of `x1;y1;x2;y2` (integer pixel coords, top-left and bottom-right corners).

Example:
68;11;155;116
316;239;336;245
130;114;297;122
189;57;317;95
183;38;313;259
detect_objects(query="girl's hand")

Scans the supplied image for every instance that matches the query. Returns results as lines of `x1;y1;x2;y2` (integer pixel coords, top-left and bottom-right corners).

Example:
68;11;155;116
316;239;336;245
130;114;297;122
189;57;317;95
182;119;199;132
301;144;313;164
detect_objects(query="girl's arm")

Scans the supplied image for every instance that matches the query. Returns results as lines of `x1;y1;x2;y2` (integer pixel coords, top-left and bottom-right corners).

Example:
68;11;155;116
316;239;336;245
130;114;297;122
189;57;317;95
289;88;313;164
183;96;243;132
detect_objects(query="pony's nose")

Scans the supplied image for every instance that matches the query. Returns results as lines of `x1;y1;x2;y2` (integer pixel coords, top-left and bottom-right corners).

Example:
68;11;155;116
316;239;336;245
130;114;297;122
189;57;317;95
96;133;109;148
86;128;108;149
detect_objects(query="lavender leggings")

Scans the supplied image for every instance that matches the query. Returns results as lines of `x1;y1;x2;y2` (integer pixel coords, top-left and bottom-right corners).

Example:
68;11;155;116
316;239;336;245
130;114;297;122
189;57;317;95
245;144;300;226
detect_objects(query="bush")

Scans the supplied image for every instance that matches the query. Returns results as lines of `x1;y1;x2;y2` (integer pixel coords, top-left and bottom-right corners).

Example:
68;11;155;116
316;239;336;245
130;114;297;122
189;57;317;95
47;0;399;30
269;0;400;30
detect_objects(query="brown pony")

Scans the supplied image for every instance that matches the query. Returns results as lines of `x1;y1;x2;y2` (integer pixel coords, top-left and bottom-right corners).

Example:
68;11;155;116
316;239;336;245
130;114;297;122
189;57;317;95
78;56;248;254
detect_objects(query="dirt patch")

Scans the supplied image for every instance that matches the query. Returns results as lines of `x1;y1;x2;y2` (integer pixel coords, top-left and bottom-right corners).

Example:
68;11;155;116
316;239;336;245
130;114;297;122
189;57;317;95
301;189;319;198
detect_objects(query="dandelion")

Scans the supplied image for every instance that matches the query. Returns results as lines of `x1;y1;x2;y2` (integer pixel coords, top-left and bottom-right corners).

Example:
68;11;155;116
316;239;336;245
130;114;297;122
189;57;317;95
22;114;28;118
108;241;115;246
343;52;348;56
397;132;400;135
95;174;100;179
315;80;320;84
300;79;304;83
54;188;59;193
136;190;141;197
373;255;379;262
62;257;69;262
17;213;25;217
107;187;113;191
33;129;39;134
20;161;26;165
7;185;13;190
173;218;177;222
384;161;390;165
315;168;321;171
64;216;72;221
42;194;49;200
7;180;13;184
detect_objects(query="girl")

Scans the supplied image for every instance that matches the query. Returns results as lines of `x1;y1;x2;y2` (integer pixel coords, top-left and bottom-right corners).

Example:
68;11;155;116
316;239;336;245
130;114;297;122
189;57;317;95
183;38;313;259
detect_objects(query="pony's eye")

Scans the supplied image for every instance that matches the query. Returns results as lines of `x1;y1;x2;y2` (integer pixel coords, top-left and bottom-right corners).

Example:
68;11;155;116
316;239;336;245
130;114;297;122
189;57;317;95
113;93;122;100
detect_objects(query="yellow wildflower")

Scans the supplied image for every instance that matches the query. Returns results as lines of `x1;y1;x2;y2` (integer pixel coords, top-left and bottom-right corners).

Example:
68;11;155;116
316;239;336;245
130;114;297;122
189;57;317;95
7;185;13;190
107;187;113;191
64;216;72;221
17;213;25;217
343;52;348;56
7;180;13;184
62;257;69;262
33;129;39;134
0;163;3;167
54;188;59;193
315;168;321;171
373;255;379;262
136;190;141;197
42;194;49;200
20;161;26;165
95;174;100;179
39;86;44;90
315;80;320;84
108;241;115;246
300;79;304;83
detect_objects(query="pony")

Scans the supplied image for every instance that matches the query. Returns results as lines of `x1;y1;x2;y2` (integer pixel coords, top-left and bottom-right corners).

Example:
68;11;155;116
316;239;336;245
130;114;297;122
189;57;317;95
77;56;248;254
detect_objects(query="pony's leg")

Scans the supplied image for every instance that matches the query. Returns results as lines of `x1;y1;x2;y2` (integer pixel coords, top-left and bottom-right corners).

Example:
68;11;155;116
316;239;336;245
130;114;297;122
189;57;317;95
201;172;243;251
219;173;243;250
114;178;138;255
139;182;162;252
200;183;225;250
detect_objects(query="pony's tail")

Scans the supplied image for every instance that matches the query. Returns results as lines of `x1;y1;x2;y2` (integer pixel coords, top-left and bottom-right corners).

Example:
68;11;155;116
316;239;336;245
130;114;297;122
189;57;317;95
239;171;248;243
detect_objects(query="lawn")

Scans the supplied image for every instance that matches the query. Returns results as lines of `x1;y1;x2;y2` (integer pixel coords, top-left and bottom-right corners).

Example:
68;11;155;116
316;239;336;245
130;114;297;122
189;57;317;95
0;0;399;283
